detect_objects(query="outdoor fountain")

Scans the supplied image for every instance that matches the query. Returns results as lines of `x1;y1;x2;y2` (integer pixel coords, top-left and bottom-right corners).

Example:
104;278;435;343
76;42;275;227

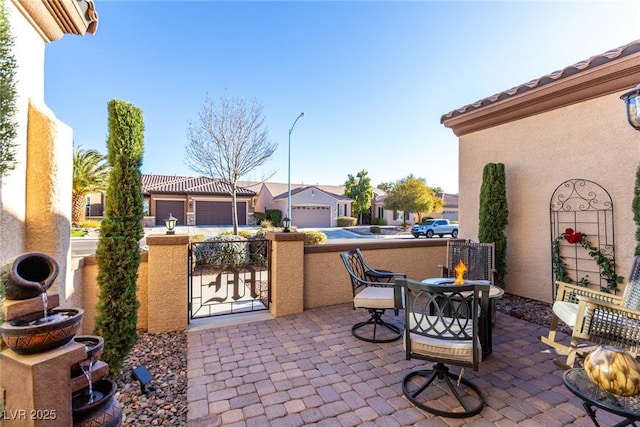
0;252;122;427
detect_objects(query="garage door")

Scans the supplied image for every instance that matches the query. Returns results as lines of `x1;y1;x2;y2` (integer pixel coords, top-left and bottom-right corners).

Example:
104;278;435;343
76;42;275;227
292;206;331;228
196;201;246;225
155;200;185;226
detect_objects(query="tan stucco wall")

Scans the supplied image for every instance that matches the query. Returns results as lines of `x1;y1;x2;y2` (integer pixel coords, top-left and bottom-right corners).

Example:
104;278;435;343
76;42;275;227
25;101;73;305
268;233;306;316
459;92;639;303
72;237;448;331
146;234;189;332
77;253;149;335
303;243;447;309
0;1;46;261
1;3;75;308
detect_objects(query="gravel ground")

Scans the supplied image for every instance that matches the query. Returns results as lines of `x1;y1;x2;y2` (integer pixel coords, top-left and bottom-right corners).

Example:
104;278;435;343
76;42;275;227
116;331;188;426
113;293;560;426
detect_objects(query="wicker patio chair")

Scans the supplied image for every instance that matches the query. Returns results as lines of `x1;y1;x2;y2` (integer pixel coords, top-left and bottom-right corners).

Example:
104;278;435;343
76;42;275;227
439;240;496;284
340;248;406;343
540;257;640;368
439;240;498;325
397;278;490;418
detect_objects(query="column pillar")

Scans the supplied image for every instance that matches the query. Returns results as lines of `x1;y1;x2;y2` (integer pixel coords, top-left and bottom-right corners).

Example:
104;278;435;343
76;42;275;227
266;232;306;317
146;234;190;332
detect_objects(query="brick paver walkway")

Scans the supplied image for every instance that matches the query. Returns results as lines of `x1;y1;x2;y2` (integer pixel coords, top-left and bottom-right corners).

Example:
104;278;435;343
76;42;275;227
186;304;627;426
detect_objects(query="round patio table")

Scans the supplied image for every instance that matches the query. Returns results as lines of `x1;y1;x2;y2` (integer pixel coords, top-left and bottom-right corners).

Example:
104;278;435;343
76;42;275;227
563;368;640;427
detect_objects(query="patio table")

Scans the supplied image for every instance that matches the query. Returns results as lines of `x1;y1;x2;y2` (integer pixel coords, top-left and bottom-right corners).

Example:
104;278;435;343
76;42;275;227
421;277;504;357
563;368;640;427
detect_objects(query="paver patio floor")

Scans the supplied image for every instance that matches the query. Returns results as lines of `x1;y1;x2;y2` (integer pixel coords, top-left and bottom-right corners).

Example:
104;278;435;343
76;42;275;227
186;303;627;426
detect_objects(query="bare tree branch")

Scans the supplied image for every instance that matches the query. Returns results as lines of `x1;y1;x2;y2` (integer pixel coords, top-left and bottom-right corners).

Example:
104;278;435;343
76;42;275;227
185;92;276;233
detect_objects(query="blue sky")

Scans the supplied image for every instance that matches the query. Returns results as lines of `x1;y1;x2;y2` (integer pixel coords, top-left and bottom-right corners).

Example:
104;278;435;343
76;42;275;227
44;1;640;193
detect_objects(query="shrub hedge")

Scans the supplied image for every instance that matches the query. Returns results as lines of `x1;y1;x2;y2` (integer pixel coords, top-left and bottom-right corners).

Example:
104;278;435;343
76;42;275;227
337;216;357;227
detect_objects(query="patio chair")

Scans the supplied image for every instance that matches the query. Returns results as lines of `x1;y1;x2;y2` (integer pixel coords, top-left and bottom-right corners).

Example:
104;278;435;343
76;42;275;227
439;240;496;283
397;278;490;418
440;240;497;324
540;256;640;368
340;249;406;343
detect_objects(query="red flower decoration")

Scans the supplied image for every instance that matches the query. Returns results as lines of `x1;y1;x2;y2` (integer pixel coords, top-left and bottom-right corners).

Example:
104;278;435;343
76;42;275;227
563;228;584;244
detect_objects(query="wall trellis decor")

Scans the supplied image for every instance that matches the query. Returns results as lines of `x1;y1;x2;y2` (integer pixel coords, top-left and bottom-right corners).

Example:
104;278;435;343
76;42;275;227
549;179;617;299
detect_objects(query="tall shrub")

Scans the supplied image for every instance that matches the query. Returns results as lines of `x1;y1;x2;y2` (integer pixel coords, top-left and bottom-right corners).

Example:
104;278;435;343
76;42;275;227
0;0;18;176
478;163;508;288
94;99;145;375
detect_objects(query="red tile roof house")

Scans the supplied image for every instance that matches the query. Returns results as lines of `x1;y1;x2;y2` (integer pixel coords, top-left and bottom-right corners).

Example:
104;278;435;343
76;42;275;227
440;39;640;303
243;182;354;228
92;177;460;228
141;174;256;226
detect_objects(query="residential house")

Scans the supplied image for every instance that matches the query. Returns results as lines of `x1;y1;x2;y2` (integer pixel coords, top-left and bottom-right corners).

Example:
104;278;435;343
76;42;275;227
441;39;640;303
141;174;256;226
1;0;98;304
436;192;459;221
92;176;459;228
371;190;459;226
244;182;353;228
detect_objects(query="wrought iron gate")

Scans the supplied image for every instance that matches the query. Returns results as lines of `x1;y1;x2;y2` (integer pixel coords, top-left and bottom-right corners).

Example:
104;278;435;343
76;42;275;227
188;238;270;321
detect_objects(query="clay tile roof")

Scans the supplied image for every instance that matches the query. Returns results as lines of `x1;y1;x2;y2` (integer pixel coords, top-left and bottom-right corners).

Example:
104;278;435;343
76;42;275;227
272;185;352;201
141;174;255;196
440;39;640;123
14;0;99;41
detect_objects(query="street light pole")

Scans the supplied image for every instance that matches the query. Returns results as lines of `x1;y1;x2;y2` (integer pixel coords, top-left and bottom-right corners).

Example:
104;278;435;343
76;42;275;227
286;112;304;231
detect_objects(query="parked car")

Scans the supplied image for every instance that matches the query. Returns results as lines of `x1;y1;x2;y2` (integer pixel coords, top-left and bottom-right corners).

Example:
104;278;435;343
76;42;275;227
411;219;458;238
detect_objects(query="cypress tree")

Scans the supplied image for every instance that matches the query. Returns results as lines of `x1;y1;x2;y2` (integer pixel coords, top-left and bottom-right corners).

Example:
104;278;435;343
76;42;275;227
94;99;145;375
0;0;18;176
478;163;509;288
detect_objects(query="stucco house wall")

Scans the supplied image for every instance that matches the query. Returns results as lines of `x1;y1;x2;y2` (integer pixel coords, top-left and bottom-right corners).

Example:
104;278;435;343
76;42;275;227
442;40;640;303
1;0;46;261
1;0;98;305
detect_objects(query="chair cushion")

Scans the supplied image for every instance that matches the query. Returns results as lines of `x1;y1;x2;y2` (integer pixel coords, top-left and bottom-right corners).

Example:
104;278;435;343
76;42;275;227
553;301;578;327
404;315;481;364
353;286;395;309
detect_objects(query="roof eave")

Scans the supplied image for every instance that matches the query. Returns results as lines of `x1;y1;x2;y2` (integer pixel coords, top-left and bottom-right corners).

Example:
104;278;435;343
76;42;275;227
12;0;98;42
442;50;640;137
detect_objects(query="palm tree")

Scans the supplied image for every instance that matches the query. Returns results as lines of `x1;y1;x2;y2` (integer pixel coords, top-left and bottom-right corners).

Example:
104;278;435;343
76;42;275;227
72;146;109;225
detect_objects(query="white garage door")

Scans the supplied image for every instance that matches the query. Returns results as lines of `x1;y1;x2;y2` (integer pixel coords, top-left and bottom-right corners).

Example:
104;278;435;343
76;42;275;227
292;206;331;228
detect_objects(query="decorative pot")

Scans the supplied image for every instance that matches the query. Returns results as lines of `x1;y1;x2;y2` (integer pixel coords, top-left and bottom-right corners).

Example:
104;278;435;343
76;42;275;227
72;378;123;427
0;308;83;354
70;336;105;377
583;345;640;396
0;252;59;300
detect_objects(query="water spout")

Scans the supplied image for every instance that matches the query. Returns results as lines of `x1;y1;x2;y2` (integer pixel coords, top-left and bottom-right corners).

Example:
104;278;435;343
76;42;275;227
40;282;48;322
80;359;95;404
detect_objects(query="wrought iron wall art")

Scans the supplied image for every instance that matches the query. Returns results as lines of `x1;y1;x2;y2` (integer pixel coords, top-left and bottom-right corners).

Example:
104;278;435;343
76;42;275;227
549;179;616;299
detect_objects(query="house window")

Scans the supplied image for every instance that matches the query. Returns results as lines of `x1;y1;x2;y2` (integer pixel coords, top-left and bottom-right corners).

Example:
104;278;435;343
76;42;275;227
86;196;91;216
142;199;150;216
377;207;384;218
338;204;344;216
395;210;404;221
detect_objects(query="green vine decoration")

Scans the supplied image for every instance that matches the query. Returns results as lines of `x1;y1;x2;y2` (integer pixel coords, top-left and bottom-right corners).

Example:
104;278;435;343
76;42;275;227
552;228;624;293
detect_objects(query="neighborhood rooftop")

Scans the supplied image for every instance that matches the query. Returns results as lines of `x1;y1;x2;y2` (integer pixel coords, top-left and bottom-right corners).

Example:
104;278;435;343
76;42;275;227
141;174;256;196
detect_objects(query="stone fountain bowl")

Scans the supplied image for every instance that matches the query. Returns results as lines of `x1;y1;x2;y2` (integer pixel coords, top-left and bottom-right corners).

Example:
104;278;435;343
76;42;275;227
71;335;105;377
72;378;122;427
0;308;83;354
